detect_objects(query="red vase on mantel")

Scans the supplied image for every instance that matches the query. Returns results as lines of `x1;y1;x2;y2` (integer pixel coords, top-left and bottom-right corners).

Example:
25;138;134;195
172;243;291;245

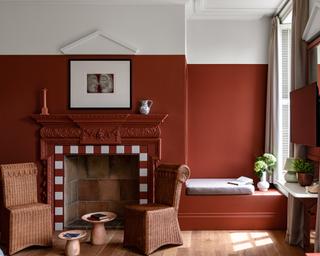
297;173;314;187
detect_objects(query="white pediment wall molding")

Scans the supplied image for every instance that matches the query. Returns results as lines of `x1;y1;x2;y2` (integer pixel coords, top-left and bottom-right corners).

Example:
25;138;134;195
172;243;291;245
60;30;139;55
303;2;320;43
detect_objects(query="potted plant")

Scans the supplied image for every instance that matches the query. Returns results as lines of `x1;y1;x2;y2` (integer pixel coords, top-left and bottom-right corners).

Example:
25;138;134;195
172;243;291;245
254;153;277;191
292;158;316;187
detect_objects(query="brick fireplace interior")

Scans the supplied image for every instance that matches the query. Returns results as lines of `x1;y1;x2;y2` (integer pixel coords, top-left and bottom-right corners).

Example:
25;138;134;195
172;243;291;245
64;154;139;229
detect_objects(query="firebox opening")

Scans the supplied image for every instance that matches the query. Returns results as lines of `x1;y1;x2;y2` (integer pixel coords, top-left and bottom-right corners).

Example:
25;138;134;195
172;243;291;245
64;154;139;229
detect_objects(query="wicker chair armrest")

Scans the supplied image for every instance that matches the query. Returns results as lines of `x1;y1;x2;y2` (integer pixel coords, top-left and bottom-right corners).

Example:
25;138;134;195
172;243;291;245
177;165;190;183
156;163;190;183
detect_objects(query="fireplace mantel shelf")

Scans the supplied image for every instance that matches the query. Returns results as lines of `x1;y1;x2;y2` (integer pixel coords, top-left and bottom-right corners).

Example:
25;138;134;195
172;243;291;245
31;114;168;125
31;114;168;144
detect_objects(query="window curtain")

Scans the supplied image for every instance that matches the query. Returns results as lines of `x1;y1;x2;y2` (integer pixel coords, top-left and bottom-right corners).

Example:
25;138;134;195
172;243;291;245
285;0;308;248
265;16;281;184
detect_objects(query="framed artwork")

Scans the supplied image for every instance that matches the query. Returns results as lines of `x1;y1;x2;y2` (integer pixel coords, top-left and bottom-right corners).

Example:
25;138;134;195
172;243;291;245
69;59;132;109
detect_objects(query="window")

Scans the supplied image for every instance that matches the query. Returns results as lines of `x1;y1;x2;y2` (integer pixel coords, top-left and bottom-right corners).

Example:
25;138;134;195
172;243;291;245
279;23;291;176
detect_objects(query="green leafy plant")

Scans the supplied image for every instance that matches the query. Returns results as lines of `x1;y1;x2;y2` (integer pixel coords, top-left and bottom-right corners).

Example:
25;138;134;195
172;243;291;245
254;153;277;178
292;158;316;175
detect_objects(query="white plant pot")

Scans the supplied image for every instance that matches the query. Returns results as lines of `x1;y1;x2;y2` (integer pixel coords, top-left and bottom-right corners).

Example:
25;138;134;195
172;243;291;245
257;172;270;191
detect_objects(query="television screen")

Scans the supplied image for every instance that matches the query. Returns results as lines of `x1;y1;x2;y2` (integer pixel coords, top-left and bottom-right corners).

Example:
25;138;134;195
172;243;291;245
290;82;319;147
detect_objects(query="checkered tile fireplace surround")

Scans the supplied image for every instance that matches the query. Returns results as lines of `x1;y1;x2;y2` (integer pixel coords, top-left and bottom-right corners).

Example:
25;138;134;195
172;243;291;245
30;114;168;230
54;144;148;230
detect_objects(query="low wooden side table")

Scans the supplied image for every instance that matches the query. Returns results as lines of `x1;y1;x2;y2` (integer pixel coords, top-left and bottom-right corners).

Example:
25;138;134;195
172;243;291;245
58;230;87;256
82;212;117;245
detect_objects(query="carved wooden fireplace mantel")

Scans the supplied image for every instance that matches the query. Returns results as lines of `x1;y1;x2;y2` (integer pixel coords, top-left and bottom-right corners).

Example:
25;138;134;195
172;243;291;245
31;113;168;225
31;114;168;145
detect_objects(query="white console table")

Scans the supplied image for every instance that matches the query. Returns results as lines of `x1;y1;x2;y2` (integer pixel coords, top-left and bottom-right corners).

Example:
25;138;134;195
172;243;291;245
275;180;318;198
275;180;318;251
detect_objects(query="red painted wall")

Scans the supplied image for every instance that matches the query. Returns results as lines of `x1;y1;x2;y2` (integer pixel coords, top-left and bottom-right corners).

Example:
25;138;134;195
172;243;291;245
187;64;267;184
0;55;187;198
1;57;286;230
180;64;288;230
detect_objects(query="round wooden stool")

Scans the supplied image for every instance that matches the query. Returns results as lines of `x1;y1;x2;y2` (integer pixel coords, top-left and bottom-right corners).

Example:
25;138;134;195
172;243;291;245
58;230;86;256
82;212;117;245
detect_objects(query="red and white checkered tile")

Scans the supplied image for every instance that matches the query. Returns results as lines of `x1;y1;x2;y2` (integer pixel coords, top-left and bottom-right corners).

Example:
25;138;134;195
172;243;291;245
54;145;148;231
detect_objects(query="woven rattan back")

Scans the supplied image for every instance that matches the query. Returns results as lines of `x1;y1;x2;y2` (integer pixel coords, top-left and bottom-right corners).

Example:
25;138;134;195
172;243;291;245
155;164;190;212
0;162;38;207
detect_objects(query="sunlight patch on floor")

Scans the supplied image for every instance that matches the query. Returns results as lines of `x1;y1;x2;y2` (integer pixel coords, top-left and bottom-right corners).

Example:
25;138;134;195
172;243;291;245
254;238;273;246
231;232;274;252
230;233;249;243
233;242;253;251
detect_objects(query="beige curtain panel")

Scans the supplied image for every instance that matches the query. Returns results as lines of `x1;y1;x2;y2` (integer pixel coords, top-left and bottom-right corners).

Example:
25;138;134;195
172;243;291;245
265;16;281;184
286;0;308;249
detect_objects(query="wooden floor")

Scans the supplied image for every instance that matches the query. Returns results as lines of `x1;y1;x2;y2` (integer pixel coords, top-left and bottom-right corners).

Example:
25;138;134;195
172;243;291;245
0;230;310;256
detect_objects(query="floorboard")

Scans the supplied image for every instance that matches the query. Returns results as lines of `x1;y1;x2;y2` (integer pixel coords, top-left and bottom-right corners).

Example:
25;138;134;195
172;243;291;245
0;230;307;256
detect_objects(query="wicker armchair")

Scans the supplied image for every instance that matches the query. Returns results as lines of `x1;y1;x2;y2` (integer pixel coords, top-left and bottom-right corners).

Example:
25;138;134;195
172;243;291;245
124;163;190;255
0;162;52;255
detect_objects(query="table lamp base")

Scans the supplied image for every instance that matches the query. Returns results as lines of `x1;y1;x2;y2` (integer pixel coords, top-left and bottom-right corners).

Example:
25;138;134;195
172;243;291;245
285;170;298;183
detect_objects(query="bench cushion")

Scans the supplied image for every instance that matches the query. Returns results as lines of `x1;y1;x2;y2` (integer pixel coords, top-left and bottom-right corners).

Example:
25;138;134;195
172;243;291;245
186;179;255;195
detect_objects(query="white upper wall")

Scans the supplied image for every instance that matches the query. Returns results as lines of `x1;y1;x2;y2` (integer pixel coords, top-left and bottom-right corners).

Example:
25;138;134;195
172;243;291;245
0;4;185;54
186;17;271;64
0;2;272;64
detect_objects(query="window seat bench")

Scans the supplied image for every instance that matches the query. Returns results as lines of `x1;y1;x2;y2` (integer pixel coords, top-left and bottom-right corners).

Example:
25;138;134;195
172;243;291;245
179;178;288;230
186;178;255;195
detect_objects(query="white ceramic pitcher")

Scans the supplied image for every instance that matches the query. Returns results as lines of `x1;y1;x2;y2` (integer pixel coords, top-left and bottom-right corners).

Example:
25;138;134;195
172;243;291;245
139;100;153;115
